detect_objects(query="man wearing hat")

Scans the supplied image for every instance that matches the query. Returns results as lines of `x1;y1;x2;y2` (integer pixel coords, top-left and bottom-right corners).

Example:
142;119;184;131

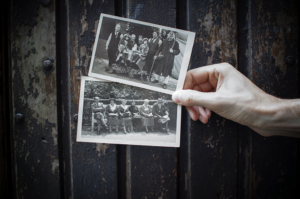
144;31;162;80
92;97;108;135
152;98;170;132
152;31;180;89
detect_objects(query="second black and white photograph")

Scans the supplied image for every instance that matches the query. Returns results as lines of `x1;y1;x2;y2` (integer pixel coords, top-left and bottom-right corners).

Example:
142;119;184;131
88;14;195;94
77;76;181;147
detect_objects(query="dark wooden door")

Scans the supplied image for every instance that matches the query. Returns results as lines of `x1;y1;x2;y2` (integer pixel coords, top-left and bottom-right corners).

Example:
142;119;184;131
1;0;299;198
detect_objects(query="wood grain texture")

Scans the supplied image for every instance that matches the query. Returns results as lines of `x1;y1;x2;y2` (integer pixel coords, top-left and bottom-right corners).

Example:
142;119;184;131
10;0;60;198
68;0;118;198
188;0;238;198
127;1;178;198
238;0;298;198
0;0;12;198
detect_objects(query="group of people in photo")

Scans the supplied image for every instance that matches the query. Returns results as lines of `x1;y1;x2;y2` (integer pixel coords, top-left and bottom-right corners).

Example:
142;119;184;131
105;22;180;88
91;97;171;135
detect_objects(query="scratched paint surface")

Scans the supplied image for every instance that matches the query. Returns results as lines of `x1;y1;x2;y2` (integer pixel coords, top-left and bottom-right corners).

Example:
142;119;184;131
188;0;238;198
238;0;298;198
68;0;118;198
10;0;60;198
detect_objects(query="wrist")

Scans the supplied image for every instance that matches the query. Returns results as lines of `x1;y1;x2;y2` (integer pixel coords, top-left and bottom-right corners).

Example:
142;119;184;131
251;97;300;137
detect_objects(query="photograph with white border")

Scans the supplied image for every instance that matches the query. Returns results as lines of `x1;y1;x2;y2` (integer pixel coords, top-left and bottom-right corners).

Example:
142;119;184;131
88;14;195;95
77;76;181;147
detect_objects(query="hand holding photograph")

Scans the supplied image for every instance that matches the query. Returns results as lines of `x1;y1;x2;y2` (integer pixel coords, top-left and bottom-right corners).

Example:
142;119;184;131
77;76;181;147
88;14;195;94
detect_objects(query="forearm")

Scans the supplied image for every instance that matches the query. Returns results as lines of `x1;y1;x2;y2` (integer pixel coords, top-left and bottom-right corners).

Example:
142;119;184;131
252;98;300;138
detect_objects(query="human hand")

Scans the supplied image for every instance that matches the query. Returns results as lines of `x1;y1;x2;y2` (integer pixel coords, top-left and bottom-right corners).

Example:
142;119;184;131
169;48;173;53
106;46;108;50
172;63;300;137
154;56;157;60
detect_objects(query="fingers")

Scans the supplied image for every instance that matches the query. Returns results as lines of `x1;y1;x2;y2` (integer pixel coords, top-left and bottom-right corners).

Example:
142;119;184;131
172;90;216;110
183;63;231;91
185;106;212;124
198;106;209;123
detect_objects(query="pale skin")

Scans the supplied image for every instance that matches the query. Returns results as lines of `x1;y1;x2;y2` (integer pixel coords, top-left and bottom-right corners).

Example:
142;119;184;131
172;63;300;138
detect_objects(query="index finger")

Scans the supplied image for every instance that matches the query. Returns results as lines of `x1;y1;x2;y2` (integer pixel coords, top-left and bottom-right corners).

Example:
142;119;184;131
183;64;221;91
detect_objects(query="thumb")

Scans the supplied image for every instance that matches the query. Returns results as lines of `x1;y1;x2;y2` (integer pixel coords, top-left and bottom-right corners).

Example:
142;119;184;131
172;90;216;110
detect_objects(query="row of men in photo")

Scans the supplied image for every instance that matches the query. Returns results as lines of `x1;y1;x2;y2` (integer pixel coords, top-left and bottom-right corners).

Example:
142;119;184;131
105;23;180;88
92;97;171;134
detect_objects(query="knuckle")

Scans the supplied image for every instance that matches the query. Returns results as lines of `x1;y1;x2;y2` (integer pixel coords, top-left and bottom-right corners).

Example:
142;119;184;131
182;93;194;105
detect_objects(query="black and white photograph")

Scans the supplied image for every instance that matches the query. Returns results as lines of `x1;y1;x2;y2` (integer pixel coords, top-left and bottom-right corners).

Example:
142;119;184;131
77;76;181;147
88;14;195;95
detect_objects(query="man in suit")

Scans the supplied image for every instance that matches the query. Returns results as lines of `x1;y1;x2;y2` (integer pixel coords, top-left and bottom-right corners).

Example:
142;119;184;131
152;98;170;132
106;23;123;67
144;31;162;81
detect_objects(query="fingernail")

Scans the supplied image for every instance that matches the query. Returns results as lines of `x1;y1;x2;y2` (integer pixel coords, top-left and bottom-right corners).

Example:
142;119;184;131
172;91;182;104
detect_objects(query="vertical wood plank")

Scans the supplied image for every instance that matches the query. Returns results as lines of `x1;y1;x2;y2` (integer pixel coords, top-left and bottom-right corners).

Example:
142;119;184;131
188;0;238;198
238;0;298;198
10;0;60;198
127;1;178;198
68;0;118;198
0;0;12;198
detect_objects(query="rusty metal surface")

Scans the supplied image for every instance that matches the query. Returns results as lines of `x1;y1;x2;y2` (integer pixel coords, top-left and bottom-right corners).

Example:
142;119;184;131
188;0;238;198
10;0;60;198
238;0;299;198
68;0;118;198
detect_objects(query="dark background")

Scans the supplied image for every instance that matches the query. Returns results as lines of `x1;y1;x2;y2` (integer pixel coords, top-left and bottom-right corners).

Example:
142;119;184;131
1;0;299;199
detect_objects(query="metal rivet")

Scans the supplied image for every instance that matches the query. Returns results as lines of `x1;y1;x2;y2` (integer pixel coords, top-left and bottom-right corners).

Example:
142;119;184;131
15;113;24;123
286;56;295;66
43;58;54;71
73;114;78;123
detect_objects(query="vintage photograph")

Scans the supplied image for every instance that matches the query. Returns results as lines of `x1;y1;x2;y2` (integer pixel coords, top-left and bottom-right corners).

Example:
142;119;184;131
77;76;181;147
88;14;195;94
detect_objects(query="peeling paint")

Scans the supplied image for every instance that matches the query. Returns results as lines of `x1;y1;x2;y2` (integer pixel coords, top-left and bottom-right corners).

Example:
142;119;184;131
96;143;109;155
51;127;58;145
51;159;59;174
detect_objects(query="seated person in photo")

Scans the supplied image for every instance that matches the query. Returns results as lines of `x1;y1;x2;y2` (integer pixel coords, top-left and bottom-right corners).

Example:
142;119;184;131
128;100;142;131
139;99;154;133
126;34;138;65
152;98;170;133
119;99;133;134
116;34;130;64
92;97;108;135
135;38;149;70
106;98;119;133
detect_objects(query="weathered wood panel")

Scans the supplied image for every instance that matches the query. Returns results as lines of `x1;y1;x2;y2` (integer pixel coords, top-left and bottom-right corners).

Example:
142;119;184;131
0;1;12;198
68;0;118;198
238;0;298;198
10;0;60;198
127;1;178;198
188;0;238;198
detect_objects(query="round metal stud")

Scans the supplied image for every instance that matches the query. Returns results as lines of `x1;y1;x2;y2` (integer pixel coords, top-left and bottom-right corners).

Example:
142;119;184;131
43;59;53;71
15;113;24;123
286;56;295;66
